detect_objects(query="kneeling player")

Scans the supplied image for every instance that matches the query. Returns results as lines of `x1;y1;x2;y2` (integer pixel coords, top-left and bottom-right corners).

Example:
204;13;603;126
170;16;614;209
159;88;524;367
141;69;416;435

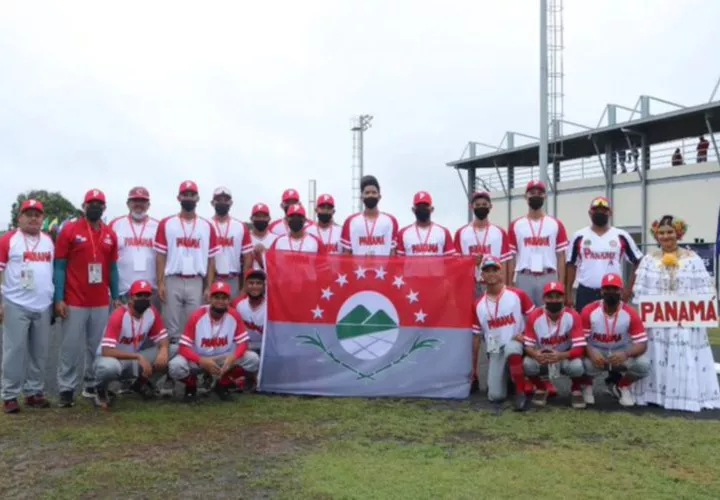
523;282;587;408
93;280;172;409
580;273;650;407
168;282;259;402
472;256;535;411
232;269;266;354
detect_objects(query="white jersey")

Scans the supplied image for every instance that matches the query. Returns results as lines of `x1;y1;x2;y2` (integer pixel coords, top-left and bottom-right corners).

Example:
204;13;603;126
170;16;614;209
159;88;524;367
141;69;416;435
211;216;252;276
454;223;512;281
508;216;569;272
567;226;643;289
99;305;167;354
523;307;586;352
306;223;342;254
269;233;325;254
0;229;54;312
340;212;399;256
181;306;248;357
154;215;219;277
109;216;159;295
472;286;534;346
268;218;314;236
232;295;266;348
249;231;278;271
395;223;455;256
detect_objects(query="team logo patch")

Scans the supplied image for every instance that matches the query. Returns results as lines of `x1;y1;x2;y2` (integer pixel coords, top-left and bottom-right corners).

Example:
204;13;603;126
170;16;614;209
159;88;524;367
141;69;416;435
583;239;592;246
609;240;618;247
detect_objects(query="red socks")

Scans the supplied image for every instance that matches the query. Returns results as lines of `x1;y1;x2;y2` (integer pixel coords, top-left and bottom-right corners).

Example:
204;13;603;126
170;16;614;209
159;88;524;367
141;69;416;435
181;375;197;388
617;375;632;388
507;354;528;394
570;378;582;392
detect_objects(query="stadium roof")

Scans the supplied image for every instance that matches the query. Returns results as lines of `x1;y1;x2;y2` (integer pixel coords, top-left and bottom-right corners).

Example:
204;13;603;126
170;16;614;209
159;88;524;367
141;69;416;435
447;101;720;170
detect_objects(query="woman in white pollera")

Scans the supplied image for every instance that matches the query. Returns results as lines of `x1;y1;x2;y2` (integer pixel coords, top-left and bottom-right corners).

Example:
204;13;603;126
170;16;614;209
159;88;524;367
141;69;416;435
631;215;720;412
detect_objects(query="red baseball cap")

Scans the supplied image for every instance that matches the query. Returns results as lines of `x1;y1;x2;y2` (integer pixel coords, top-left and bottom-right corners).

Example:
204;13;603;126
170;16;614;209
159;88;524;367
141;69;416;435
251;202;270;216
413;191;433;206
480;255;502;269
213;186;232;199
589;196;611;211
286;204;306;217
127;186;150;200
84;189;106;204
179;180;199;195
471;191;491;202
601;273;624;289
209;281;232;296
282;188;300;203
543;281;565;296
20;199;44;213
316;194;335;207
526;180;547;193
129;279;153;295
244;268;266;281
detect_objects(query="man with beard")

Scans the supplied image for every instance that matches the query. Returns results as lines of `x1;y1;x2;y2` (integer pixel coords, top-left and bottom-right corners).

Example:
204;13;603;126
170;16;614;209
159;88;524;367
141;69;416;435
230;269;266;391
54;189;120;407
306;194;342;254
268;189;314;236
248;203;277;271
210;187;253;298
341;175;398;256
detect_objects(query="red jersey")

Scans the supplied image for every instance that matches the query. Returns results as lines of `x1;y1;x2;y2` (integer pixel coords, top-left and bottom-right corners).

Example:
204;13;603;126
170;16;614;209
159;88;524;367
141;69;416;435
55;217;118;307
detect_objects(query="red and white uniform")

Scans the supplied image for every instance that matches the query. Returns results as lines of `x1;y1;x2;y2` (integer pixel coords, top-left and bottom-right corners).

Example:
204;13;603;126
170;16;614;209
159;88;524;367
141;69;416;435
524;307;586;352
211;216;252;276
581;301;647;352
232;294;266;348
98;305;167;354
179;306;249;359
306;223;342;254
109;216;159;295
341;213;399;256
567;227;643;289
472;287;534;345
154;215;219;277
509;216;569;272
269;233;325;254
455;223;511;281
268;218;314;236
395;223;455;256
0;230;54;312
249;231;278;271
55;218;118;307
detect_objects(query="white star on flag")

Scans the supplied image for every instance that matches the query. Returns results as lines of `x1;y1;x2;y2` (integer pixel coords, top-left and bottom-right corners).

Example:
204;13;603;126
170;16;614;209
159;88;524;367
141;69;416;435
392;276;405;289
335;274;348;287
321;287;334;300
374;266;387;280
311;305;324;319
414;310;427;323
354;266;367;279
407;290;419;303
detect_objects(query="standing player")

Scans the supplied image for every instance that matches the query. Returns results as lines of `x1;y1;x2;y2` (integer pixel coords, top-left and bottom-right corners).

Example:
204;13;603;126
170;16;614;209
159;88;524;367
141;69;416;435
210;187;253;298
233;269;266;352
395;191;455;256
341;175;398;256
168;282;260;402
0;200;54;413
523;282;587;408
472;256;535;411
566;196;642;311
508;180;569;305
54;189;120;407
108;186;159;308
92;280;173;409
580;273;650;407
248;203;277;271
269;189;313;236
269;205;325;254
306;194;342;254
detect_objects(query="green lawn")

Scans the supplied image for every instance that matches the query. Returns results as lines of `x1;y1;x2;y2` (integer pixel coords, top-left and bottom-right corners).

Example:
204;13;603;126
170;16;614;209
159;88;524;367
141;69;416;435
709;328;720;346
2;395;720;499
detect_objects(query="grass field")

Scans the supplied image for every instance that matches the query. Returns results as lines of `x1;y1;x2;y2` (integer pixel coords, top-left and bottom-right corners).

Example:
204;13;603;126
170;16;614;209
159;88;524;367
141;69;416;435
708;327;720;346
2;393;720;500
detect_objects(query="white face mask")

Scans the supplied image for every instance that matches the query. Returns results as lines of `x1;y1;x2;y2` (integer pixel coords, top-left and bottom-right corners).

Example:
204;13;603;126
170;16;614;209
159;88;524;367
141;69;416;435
131;210;147;221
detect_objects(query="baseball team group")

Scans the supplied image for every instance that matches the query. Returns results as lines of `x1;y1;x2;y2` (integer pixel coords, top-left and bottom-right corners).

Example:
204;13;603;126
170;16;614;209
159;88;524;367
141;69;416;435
2;174;719;414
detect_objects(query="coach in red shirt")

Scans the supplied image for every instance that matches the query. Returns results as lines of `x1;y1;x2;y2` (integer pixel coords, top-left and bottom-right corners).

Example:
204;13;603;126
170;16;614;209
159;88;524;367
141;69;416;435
54;189;120;408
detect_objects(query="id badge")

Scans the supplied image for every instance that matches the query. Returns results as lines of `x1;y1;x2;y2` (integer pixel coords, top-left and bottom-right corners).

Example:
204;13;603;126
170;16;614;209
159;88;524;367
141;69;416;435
487;335;501;354
133;252;147;272
530;253;544;273
88;262;103;284
20;264;34;290
215;252;230;275
181;255;195;276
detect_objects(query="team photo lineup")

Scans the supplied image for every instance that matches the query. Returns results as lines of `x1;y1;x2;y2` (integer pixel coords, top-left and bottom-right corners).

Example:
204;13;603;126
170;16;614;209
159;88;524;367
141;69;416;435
1;173;719;415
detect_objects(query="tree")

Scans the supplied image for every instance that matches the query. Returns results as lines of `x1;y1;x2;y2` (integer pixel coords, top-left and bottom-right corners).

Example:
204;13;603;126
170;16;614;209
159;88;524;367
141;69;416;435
9;190;83;233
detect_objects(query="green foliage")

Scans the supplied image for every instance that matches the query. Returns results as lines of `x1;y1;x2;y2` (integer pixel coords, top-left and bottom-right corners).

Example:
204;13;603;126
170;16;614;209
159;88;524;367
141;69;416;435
9;190;82;230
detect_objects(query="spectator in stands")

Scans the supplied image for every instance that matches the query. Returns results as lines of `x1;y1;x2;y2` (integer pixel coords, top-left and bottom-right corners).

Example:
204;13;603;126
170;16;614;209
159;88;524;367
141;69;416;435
696;136;709;163
671;148;684;167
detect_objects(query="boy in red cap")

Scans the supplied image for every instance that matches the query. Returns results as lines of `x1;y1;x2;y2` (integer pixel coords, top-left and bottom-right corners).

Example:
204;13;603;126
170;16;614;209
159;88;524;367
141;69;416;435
268;189;314;236
248;203;278;271
269;205;326;254
306;194;342;253
395;191;455;257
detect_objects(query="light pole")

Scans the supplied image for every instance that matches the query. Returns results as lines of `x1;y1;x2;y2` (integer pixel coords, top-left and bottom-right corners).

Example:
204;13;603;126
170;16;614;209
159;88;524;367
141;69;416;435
351;115;374;213
539;0;549;188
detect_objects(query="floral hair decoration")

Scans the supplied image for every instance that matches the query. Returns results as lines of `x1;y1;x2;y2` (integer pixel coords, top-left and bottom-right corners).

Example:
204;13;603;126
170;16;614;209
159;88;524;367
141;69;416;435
650;215;688;241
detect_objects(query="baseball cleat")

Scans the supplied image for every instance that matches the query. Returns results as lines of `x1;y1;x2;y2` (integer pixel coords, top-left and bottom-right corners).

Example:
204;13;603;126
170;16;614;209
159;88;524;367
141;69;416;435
582;385;595;405
93;388;111;410
81;387;97;399
618;387;635;407
214;383;233;401
513;392;529;412
570;390;586;409
24;394;51;409
117;380;134;395
58;391;74;408
532;389;548;406
129;380;156;400
183;386;198;403
159;378;175;398
3;399;20;414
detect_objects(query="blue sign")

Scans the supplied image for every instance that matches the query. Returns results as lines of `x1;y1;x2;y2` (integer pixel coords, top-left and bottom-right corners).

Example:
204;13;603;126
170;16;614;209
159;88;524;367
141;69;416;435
681;243;715;277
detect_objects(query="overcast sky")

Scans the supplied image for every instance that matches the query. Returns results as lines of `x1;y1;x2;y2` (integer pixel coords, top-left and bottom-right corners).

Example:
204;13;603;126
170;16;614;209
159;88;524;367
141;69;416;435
0;0;718;229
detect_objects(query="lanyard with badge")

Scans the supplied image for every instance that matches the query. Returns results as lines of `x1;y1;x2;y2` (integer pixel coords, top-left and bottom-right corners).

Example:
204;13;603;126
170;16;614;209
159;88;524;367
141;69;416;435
543;311;563;379
527;216;545;273
485;289;505;354
364;216;378;256
131;314;145;352
214;218;232;275
86;219;105;285
604;310;620;369
128;216;149;272
320;225;335;252
473;225;491;280
181;217;198;276
288;235;306;253
414;223;434;255
20;232;40;290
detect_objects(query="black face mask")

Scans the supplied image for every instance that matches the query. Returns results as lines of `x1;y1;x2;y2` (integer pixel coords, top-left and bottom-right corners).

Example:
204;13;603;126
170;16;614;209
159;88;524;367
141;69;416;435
288;219;305;232
545;302;564;314
363;197;379;209
214;204;230;216
180;200;197;212
317;213;332;224
211;306;227;316
474;207;490;220
414;208;431;223
528;196;544;210
603;292;621;308
253;220;269;232
591;212;609;227
85;206;104;222
132;299;151;315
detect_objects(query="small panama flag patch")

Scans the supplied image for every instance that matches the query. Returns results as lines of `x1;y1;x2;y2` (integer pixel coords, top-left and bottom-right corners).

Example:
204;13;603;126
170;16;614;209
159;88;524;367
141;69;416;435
260;252;476;398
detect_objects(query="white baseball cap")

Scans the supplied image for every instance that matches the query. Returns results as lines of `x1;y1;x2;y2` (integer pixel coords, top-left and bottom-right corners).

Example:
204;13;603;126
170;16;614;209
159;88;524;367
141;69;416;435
213;187;232;198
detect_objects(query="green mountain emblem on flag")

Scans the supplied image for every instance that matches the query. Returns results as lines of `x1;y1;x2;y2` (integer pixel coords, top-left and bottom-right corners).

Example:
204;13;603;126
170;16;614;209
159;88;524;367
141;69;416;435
334;291;400;360
337;306;397;339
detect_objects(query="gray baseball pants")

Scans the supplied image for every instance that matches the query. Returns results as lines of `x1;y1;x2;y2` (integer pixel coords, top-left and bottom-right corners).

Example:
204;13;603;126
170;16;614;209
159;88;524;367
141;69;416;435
57;306;109;393
523;357;585;378
1;300;52;400
168;351;260;380
94;344;179;387
515;271;558;306
163;275;203;341
486;340;524;402
583;354;651;379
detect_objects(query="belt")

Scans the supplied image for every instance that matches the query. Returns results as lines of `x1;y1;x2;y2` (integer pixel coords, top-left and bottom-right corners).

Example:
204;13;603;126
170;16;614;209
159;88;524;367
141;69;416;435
216;273;239;279
518;269;555;276
168;274;202;279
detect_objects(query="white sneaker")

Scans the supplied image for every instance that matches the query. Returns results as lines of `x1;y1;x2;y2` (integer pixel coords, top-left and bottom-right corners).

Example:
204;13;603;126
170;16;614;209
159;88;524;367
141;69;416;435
159;378;175;398
618;386;635;407
582;385;595;405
